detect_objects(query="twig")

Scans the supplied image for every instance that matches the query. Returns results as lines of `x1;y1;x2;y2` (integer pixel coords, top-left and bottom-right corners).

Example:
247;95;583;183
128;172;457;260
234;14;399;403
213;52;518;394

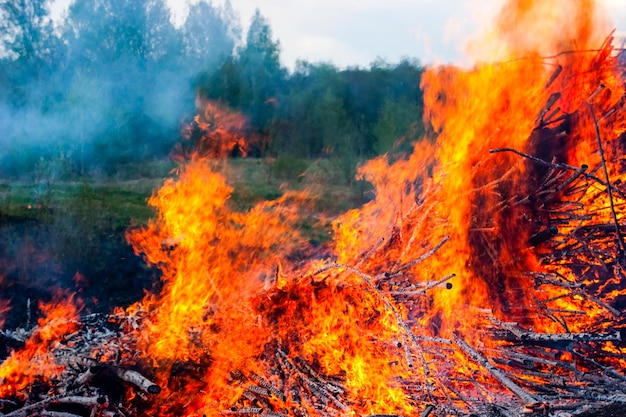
385;273;455;296
489;147;626;200
221;407;263;415
420;404;435;417
572;350;626;383
545;64;563;89
384;236;450;279
454;335;543;405
586;102;626;260
572;290;621;318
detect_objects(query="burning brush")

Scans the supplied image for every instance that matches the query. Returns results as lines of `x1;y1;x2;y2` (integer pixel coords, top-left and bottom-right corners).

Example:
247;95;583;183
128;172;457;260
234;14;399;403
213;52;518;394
3;1;626;416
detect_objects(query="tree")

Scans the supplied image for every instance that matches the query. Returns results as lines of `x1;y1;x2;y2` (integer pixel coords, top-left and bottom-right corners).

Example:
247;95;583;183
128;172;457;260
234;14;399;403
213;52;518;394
373;97;423;154
144;0;183;68
0;0;63;107
0;0;57;62
272;62;352;158
63;0;182;173
182;0;240;74
237;9;285;128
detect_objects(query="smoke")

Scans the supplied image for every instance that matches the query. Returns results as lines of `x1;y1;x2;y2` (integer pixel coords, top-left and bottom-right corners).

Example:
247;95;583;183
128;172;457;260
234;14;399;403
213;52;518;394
0;0;242;179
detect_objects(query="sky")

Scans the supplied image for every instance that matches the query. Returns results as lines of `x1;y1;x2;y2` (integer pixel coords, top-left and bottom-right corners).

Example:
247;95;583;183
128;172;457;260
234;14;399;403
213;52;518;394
169;0;626;69
51;0;626;70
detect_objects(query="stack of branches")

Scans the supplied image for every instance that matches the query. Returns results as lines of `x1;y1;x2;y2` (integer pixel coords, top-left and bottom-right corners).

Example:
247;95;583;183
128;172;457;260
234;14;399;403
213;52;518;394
2;43;626;417
0;313;160;417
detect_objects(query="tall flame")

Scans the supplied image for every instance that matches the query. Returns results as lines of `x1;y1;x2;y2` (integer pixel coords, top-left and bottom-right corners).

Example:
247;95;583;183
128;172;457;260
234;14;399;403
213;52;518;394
2;0;626;415
125;159;323;414
122;0;626;414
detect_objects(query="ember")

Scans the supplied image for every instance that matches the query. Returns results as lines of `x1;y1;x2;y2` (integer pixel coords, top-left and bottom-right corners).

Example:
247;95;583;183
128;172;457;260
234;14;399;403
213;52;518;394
2;0;626;416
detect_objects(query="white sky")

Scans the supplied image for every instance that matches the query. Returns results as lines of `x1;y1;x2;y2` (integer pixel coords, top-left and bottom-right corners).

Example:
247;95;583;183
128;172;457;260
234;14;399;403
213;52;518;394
51;0;626;70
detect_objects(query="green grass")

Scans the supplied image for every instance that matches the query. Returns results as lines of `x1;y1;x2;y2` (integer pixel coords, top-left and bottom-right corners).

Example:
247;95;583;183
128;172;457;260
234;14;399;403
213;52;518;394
0;157;370;244
0;180;160;228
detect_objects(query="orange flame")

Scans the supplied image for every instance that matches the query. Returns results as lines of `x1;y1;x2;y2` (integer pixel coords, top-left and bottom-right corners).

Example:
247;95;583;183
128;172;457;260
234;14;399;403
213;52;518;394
0;295;80;399
2;0;626;414
122;0;626;414
125;159;323;414
176;96;252;161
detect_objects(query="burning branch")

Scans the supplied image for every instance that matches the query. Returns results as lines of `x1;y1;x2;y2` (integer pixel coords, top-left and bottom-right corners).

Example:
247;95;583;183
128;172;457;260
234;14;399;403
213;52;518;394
586;102;626;259
453;335;543;406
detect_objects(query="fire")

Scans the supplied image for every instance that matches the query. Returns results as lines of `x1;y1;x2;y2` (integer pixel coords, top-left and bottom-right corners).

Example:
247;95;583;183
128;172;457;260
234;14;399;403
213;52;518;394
125;159;324;414
110;0;626;412
2;0;626;415
176;96;253;160
0;295;80;399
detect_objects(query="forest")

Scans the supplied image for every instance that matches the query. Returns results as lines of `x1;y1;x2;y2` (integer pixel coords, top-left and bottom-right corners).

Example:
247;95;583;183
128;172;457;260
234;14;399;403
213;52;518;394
0;0;425;179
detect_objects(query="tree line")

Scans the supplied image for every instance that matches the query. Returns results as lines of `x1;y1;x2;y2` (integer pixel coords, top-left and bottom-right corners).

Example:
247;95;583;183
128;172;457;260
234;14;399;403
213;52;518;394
0;0;425;178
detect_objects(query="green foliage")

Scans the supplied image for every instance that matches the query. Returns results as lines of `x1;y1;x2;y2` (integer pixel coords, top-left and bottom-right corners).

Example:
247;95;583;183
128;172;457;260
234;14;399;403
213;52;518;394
0;0;426;179
374;97;424;154
182;0;239;73
269;155;309;180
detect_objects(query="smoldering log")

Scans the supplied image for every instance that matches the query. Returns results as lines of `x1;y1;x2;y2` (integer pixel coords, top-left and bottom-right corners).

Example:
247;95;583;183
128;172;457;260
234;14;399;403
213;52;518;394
600;91;626;120
420;404;435;417
542;106;562;124
249;373;286;401
73;366;99;387
245;385;270;398
2;396;102;417
366;415;405;417
491;348;577;371
261;412;289;417
0;399;17;408
294;356;345;395
39;412;82;417
588;83;607;103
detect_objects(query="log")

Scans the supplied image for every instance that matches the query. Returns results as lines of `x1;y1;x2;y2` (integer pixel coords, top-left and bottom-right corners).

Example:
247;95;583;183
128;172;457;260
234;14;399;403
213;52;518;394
528;226;558;246
111;366;161;394
2;396;101;417
420;404;435;417
537;92;562;122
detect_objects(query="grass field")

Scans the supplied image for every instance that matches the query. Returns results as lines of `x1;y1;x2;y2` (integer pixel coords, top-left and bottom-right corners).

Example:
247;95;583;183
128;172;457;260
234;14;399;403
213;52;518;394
0;156;371;247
